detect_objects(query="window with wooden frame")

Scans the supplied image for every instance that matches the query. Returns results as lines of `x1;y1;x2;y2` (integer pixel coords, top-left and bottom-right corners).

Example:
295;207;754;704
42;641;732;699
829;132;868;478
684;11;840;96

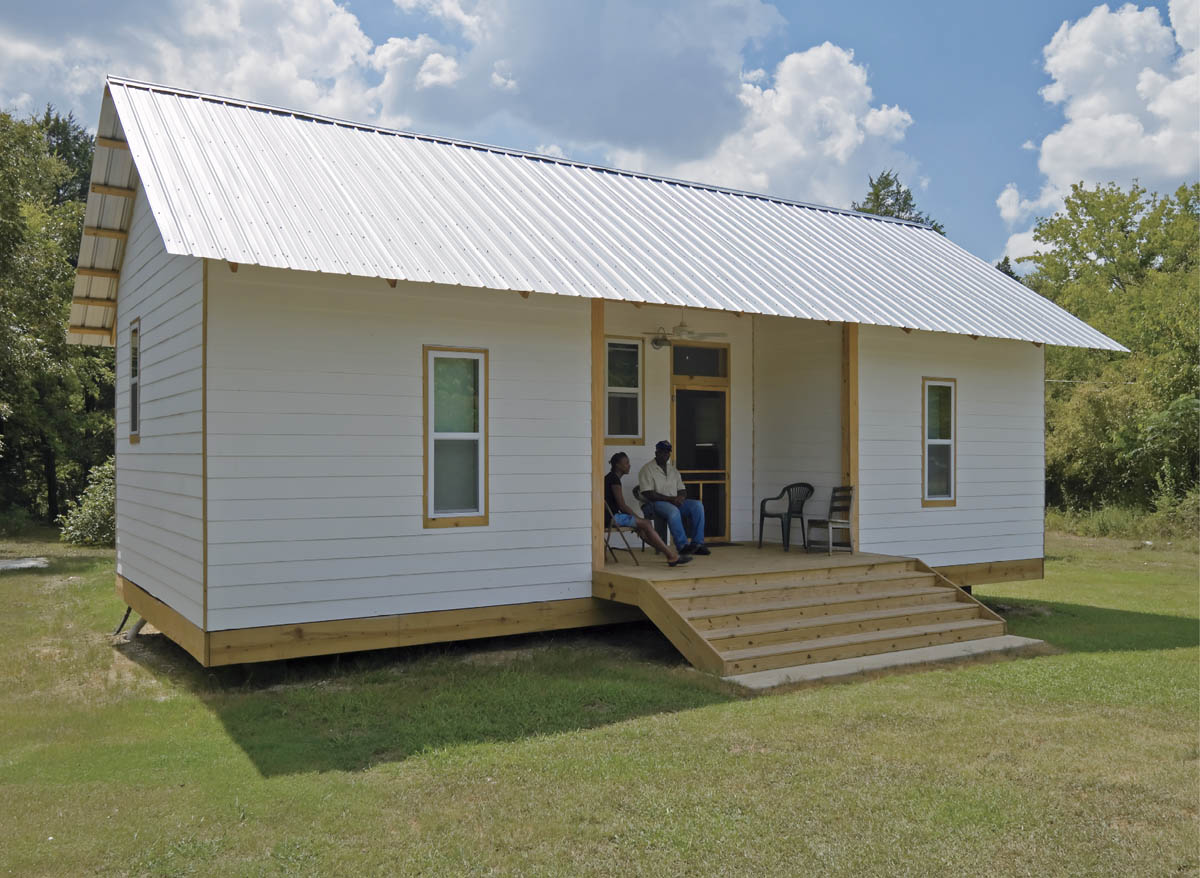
922;377;956;507
424;346;488;527
129;319;141;443
605;338;643;444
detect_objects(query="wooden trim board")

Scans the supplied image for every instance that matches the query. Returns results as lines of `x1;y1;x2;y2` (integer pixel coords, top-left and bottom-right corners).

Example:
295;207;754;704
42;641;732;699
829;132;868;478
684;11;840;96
934;558;1044;587
207;598;642;666
117;575;642;667
841;324;859;546
422;345;490;529
593;569;725;675
116;574;207;664
90;183;136;198
602;334;645;446
201;260;209;663
921;376;958;508
78;267;121;280
591;300;606;571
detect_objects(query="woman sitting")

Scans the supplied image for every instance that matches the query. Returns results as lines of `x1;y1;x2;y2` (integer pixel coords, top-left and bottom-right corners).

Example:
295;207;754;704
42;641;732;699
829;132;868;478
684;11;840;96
605;452;691;567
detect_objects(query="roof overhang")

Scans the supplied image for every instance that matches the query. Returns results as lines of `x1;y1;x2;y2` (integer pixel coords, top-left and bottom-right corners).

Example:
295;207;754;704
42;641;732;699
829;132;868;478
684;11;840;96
71;76;1128;353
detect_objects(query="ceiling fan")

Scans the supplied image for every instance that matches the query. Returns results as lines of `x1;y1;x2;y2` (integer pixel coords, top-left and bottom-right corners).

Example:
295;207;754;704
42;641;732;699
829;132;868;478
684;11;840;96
642;317;727;349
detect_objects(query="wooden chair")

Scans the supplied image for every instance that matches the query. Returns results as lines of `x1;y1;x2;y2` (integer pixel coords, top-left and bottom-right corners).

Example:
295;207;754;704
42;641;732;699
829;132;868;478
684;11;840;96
604;501;642;565
758;482;814;551
806;486;854;555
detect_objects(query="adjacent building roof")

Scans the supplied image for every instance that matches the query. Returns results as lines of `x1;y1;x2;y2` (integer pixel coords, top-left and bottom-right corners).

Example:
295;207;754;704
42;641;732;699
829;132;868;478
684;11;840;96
71;76;1126;351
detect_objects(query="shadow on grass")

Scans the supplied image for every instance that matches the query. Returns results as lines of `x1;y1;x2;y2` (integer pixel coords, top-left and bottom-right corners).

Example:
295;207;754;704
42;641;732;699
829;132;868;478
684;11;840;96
116;621;743;777
981;599;1199;654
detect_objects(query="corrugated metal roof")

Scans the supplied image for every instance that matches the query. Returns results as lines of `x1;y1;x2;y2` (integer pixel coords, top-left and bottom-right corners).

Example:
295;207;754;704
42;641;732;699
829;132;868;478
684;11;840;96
81;76;1126;351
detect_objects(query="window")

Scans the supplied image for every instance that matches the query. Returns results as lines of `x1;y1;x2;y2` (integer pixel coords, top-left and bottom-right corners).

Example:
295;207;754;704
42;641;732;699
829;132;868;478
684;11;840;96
605;339;642;443
129;319;141;442
922;378;955;506
424;346;488;527
672;344;728;379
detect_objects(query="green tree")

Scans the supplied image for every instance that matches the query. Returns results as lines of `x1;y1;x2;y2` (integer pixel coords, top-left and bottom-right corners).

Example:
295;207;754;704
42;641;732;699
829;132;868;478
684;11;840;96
852;170;945;234
40;108;94;206
1021;181;1199;509
994;256;1021;280
0;110;112;522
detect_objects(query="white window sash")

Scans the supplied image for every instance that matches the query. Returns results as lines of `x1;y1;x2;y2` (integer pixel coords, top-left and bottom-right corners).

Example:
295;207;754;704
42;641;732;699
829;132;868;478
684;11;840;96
605;339;642;439
130;321;140;436
923;381;955;501
428;350;485;518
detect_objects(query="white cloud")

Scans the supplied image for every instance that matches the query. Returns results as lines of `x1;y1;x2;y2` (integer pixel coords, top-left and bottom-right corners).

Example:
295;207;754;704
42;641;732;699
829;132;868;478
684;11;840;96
395;0;486;43
1000;2;1199;260
1;0;920;218
863;104;911;140
1001;228;1041;265
0;0;377;123
609;42;917;209
415;52;462;88
1021;139;1036;150
996;183;1021;224
489;62;517;92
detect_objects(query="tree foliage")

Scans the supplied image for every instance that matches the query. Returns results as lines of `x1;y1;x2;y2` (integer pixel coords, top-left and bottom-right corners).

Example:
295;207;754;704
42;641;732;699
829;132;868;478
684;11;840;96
58;457;115;546
1020;181;1199;509
852;170;945;234
994;256;1020;280
0;109;112;523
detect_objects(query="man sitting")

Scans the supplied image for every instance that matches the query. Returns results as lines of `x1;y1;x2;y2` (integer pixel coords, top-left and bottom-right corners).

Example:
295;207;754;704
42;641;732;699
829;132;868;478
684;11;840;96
606;453;690;567
637;440;709;556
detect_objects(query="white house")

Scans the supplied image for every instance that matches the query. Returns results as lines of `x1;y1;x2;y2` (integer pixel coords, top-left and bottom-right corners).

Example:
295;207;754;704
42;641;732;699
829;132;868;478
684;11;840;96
69;77;1123;674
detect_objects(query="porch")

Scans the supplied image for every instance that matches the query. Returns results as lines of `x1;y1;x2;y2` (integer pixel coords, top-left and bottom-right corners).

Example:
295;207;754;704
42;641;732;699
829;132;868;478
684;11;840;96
593;544;1007;678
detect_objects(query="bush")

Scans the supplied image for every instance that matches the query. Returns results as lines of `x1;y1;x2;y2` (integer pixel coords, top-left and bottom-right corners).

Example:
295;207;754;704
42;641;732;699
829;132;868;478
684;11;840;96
58;457;114;546
1046;488;1200;545
0;505;34;537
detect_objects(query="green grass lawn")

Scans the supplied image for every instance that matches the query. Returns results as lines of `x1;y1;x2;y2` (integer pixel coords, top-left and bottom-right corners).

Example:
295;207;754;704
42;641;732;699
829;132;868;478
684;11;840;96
1;528;1196;877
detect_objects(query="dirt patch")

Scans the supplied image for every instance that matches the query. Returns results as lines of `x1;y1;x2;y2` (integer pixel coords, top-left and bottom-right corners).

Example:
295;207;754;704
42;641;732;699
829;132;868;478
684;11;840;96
987;602;1054;618
458;645;545;667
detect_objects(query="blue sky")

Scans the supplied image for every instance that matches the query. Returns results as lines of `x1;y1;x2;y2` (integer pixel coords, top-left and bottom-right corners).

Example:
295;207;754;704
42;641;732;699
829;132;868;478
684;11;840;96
1;1;1196;264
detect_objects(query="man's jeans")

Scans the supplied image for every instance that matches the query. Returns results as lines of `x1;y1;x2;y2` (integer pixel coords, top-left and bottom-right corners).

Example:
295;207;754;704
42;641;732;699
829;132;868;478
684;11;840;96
650;499;706;548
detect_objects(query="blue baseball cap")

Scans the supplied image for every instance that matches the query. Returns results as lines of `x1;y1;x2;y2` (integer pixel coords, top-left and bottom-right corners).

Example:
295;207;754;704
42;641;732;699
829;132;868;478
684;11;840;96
655;440;672;451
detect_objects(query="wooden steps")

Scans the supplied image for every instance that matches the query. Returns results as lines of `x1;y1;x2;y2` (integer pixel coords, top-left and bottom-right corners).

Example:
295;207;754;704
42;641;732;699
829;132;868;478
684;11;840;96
593;549;1006;677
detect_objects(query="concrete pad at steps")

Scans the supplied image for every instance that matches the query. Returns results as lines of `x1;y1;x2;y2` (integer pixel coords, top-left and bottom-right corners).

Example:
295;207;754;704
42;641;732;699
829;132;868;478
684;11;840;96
722;635;1047;690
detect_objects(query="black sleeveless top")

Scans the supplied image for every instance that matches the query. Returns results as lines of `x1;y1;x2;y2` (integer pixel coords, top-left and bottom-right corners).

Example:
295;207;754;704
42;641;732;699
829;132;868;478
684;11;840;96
604;471;623;526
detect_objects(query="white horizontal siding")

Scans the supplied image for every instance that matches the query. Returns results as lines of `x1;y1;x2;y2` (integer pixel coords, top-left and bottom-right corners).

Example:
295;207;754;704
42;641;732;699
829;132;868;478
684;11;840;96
205;267;594;629
115;187;205;626
856;325;1044;567
752;317;843;543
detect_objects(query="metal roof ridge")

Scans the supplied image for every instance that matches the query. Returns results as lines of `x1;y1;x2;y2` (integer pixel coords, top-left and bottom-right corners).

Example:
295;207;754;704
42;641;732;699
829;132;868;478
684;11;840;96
103;74;936;232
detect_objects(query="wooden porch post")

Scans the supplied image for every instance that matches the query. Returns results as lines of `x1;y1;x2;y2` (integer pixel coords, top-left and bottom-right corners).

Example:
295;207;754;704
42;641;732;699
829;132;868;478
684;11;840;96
841;323;859;548
591;299;606;571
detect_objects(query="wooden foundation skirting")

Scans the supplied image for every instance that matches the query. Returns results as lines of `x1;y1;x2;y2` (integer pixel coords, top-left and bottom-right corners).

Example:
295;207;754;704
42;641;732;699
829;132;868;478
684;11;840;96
116;574;643;667
932;558;1044;587
116;574;208;664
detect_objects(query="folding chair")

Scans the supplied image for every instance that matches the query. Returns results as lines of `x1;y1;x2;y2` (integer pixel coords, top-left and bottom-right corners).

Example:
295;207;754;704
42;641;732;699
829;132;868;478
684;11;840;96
604;502;642;565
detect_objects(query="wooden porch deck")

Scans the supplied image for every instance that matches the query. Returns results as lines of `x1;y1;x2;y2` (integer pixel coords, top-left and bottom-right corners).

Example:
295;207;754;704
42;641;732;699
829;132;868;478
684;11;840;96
601;544;906;583
593;544;1006;676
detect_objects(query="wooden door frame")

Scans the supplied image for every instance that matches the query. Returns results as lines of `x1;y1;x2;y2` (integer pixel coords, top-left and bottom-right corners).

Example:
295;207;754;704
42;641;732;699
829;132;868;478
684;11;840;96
669;341;732;543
